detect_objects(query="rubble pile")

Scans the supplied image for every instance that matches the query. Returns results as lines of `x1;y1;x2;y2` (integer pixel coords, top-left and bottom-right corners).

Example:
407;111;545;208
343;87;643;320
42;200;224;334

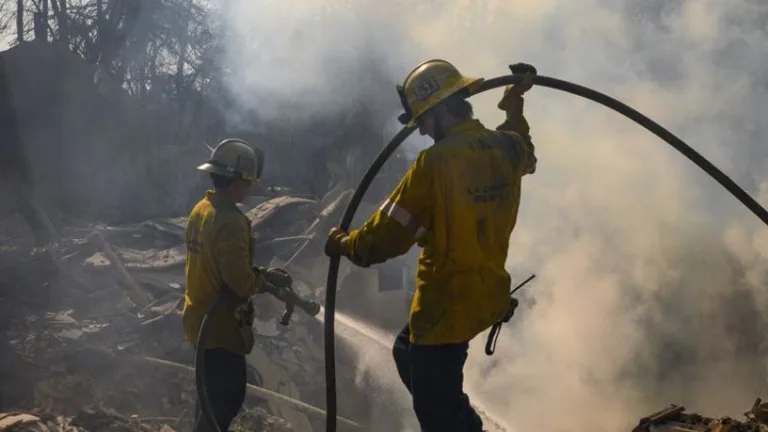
633;400;768;431
0;38;418;432
0;191;383;432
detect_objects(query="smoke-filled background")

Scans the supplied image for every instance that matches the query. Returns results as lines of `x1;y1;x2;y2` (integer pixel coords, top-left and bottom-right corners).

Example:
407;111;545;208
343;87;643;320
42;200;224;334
1;0;767;430
212;0;768;430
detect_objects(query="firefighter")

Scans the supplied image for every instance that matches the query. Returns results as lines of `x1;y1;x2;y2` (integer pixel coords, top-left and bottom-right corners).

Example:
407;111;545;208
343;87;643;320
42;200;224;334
184;138;290;432
324;60;537;432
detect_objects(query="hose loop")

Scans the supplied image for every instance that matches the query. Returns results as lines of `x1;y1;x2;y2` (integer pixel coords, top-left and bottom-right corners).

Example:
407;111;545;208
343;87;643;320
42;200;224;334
324;73;768;432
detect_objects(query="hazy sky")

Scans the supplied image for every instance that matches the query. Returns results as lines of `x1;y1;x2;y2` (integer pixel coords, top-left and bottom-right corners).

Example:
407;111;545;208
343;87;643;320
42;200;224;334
4;1;766;430
214;1;768;430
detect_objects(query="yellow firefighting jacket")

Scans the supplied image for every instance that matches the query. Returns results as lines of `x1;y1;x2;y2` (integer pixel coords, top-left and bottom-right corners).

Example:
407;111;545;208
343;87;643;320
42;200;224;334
342;93;536;345
183;190;266;354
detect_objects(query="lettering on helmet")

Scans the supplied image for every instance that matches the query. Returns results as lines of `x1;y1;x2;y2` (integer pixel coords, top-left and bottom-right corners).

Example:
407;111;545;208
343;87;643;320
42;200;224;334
413;76;440;101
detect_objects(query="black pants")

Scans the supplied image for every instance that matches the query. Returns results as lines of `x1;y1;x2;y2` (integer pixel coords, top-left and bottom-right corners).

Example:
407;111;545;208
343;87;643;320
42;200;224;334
194;348;247;432
392;324;484;432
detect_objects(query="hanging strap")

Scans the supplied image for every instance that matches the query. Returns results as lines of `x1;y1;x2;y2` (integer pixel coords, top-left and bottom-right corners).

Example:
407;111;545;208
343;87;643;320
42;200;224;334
484;274;537;356
485;319;506;356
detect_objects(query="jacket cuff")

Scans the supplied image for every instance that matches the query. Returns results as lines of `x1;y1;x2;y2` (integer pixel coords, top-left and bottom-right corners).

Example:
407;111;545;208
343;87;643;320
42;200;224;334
340;235;354;259
340;234;372;268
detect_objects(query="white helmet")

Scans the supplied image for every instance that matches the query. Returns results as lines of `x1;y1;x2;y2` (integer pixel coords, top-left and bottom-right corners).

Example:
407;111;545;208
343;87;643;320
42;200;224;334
197;138;264;182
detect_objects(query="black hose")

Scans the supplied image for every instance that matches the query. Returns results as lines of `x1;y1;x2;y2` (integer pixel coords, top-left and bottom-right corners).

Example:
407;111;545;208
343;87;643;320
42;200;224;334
324;73;768;432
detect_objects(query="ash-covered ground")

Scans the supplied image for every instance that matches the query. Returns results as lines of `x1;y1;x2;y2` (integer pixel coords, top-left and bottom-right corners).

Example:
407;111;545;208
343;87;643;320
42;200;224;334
0;191;381;432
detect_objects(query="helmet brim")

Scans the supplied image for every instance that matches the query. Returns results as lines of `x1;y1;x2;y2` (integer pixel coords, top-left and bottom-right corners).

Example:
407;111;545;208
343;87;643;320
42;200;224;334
197;162;258;182
463;76;485;95
197;162;232;177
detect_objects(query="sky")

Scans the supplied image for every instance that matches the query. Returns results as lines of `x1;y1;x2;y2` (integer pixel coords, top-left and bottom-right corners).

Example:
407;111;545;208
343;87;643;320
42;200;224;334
214;0;768;430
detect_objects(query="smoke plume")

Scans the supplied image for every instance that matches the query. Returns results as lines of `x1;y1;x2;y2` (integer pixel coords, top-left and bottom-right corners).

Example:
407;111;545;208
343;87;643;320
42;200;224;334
216;0;768;430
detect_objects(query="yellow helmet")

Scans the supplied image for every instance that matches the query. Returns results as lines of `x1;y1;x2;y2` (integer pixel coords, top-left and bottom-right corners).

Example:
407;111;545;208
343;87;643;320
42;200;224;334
397;59;484;127
197;138;264;182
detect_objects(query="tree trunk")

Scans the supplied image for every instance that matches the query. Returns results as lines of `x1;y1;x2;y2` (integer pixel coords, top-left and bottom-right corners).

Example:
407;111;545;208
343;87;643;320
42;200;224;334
173;2;190;144
33;12;45;40
16;0;24;44
41;0;48;38
175;9;189;97
49;0;69;43
96;0;104;28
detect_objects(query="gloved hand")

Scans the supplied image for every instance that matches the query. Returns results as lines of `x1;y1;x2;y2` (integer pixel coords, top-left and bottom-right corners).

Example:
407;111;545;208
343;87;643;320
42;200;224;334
507;62;537;96
325;227;349;257
264;267;292;289
501;297;520;323
509;62;538;75
252;266;292;294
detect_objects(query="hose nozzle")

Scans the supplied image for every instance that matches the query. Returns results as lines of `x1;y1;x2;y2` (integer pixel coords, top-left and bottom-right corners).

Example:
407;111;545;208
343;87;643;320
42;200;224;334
265;283;321;326
301;299;321;316
279;296;321;326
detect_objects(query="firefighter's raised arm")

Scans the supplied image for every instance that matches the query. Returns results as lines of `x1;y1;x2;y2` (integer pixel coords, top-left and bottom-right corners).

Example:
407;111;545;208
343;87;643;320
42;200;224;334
497;62;538;175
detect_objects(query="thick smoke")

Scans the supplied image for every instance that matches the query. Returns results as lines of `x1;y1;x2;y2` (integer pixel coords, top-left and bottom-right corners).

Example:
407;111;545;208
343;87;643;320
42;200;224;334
213;0;433;159
214;1;413;120
217;0;768;431
454;2;768;430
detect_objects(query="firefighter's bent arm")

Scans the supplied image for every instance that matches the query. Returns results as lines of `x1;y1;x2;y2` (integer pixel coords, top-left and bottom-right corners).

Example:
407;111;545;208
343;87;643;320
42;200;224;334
214;215;264;297
343;152;435;267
